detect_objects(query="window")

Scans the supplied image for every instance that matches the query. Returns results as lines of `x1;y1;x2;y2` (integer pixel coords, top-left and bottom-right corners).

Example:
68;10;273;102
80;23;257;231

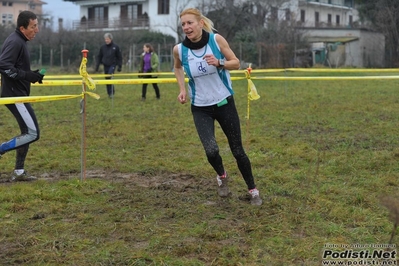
1;13;12;25
121;4;141;20
328;0;332;4
95;7;104;21
336;15;340;25
88;6;108;27
120;4;144;26
270;6;278;21
285;8;290;21
158;0;169;15
344;0;353;7
88;6;108;22
328;14;332;25
300;10;305;23
315;11;319;26
128;5;138;20
349;15;353;26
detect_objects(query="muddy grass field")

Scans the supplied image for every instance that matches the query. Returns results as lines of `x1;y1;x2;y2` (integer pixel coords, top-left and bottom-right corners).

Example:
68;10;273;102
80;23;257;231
1;75;399;265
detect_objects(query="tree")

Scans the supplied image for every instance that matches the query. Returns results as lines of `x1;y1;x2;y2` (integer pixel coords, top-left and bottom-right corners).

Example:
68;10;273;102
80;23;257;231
195;0;306;68
356;0;399;66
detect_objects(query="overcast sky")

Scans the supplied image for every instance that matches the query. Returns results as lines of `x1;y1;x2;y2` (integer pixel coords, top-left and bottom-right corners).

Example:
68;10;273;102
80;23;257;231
42;0;80;30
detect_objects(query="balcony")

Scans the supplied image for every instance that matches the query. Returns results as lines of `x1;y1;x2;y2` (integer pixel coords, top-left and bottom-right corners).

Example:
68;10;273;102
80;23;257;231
300;0;354;9
72;17;150;31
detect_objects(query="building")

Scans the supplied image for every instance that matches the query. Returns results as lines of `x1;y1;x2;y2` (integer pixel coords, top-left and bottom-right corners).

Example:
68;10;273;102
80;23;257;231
65;0;361;39
65;0;384;67
304;28;384;67
0;0;46;26
66;0;181;39
294;0;384;67
295;0;359;28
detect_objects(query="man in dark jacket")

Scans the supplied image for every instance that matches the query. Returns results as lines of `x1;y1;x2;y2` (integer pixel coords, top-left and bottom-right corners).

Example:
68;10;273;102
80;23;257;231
95;33;122;98
0;10;44;182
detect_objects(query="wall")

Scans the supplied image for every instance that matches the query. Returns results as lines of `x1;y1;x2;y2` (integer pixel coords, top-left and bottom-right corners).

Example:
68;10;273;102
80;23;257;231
306;28;385;67
358;31;385;68
145;0;196;42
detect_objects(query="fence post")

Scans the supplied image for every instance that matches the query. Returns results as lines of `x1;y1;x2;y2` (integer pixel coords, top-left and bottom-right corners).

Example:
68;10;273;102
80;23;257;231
80;49;89;181
50;49;53;67
60;44;64;68
129;45;132;72
133;44;136;72
39;44;42;66
158;43;161;71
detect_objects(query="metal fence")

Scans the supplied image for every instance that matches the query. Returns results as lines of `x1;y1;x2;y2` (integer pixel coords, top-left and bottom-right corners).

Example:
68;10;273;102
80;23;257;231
27;41;299;73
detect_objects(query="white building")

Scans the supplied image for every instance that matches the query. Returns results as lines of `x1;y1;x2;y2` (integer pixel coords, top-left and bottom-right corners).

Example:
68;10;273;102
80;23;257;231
66;0;197;41
296;0;359;28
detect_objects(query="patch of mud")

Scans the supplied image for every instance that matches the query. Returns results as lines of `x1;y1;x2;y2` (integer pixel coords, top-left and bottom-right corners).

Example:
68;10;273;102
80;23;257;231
0;169;252;203
0;170;211;192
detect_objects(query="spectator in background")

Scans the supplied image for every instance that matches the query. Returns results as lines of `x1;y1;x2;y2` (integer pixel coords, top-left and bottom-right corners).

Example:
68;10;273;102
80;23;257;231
95;33;122;98
0;11;44;181
139;43;160;101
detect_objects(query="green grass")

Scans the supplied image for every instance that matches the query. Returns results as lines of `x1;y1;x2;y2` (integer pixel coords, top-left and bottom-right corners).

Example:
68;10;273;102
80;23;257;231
1;70;399;265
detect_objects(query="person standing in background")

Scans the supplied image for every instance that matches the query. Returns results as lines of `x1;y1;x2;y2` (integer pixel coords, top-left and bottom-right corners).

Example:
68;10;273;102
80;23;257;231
172;8;262;205
95;33;122;98
139;43;160;101
0;11;44;182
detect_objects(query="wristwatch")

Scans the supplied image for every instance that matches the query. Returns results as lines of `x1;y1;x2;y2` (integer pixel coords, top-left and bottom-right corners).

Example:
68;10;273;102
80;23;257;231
218;59;225;67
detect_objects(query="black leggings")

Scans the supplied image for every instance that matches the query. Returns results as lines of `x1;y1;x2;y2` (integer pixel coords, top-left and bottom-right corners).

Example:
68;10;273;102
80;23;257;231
191;96;256;190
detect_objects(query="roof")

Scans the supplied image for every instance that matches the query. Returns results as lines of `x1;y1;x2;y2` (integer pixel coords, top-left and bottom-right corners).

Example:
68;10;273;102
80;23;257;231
305;36;359;43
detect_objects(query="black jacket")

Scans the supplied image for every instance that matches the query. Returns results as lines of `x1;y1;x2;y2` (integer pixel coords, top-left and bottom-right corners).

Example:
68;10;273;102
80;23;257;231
0;29;33;97
96;41;122;71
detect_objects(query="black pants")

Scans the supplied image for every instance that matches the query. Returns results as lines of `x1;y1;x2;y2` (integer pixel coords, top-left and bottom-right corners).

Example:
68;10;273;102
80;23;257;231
0;103;40;169
191;96;256;190
104;65;115;96
141;76;160;99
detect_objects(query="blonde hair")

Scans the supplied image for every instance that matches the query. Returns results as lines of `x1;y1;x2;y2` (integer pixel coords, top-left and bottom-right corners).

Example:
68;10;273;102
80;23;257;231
180;8;216;33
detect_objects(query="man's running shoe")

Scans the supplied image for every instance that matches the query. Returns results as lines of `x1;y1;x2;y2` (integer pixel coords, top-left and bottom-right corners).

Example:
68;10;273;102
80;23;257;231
10;171;37;182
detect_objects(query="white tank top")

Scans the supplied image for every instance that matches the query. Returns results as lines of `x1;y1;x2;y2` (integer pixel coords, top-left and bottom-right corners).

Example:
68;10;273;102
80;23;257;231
178;33;234;106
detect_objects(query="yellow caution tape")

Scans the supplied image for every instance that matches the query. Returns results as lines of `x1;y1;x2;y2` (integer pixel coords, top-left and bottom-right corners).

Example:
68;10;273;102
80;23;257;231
245;68;260;101
251;75;399;80
0;92;100;105
244;66;260;120
79;57;96;90
85;91;100;100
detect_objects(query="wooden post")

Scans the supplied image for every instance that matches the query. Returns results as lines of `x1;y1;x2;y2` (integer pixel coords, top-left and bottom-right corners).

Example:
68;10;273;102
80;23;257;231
80;49;89;181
